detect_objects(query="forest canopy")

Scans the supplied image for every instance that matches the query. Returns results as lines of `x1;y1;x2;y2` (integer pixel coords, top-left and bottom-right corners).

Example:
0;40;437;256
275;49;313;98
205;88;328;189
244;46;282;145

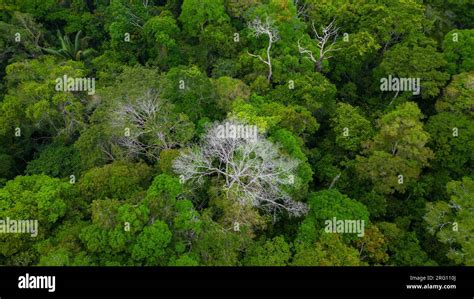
0;0;473;266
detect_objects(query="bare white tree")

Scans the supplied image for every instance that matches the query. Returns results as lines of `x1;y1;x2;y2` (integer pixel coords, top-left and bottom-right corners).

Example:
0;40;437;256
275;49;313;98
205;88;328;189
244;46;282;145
173;119;308;218
297;19;340;72
247;17;280;83
110;89;194;161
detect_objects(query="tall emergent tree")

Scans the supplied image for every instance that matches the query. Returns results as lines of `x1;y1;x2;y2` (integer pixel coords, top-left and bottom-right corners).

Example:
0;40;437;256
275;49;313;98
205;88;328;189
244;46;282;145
298;19;340;72
247;17;280;82
425;177;474;265
173;119;307;219
356;102;434;194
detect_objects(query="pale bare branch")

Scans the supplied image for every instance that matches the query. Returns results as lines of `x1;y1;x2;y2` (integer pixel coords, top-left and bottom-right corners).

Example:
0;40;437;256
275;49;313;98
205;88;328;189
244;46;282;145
247;17;280;82
298;18;340;72
109;89;194;161
174;119;308;218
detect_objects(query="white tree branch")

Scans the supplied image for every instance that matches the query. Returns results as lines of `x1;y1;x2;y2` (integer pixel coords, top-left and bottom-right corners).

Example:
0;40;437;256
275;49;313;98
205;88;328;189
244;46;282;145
298;19;340;72
247;17;280;82
174;119;308;218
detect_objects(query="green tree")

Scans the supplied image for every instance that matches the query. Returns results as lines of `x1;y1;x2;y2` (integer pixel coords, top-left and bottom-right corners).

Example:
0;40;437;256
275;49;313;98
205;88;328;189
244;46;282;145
443;29;474;75
0;11;45;66
0;175;72;264
292;233;362;266
212;77;251;114
435;71;474;118
424;177;474;265
143;11;182;69
244;236;291;266
78;161;152;202
105;0;151;64
296;190;369;244
25;143;81;178
179;0;230;37
191;214;248;266
161;66;221;122
230;95;319;138
374;37;449;100
36;220;91;266
144;174;202;255
425;112;474;199
378;222;435;266
354;225;389;265
356;102;434;194
331;103;373;152
131;220;172;265
0;56;89;140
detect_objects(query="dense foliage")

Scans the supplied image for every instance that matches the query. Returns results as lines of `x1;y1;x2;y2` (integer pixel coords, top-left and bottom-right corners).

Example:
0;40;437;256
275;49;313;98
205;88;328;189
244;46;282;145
0;0;472;266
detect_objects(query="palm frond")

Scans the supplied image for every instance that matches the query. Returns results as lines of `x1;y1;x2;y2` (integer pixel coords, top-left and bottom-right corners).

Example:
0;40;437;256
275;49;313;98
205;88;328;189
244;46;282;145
42;30;94;61
74;30;82;54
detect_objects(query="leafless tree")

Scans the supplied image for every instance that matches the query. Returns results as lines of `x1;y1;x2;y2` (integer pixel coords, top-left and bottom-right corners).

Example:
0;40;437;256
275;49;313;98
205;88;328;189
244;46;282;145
247;17;280;83
297;19;340;72
173;119;308;218
110;89;194;161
